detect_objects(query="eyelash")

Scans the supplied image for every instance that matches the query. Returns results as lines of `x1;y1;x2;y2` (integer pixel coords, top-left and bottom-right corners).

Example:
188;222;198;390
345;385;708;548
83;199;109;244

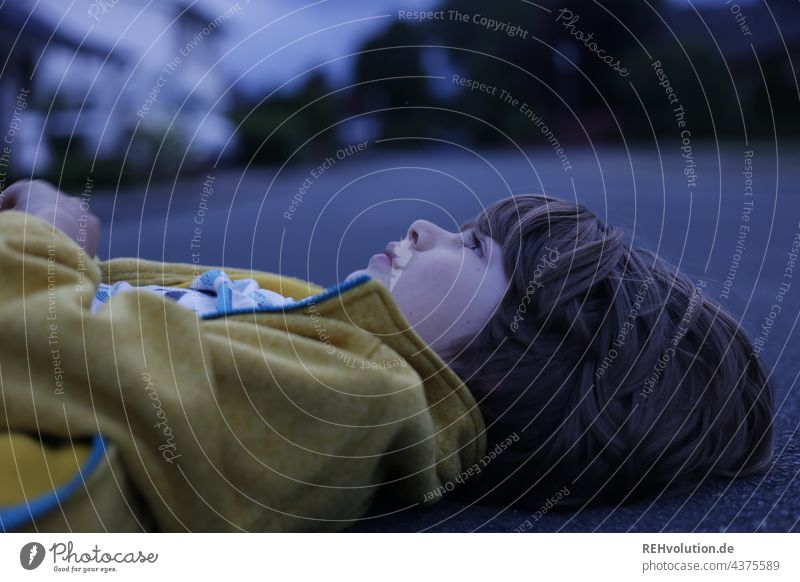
465;231;483;255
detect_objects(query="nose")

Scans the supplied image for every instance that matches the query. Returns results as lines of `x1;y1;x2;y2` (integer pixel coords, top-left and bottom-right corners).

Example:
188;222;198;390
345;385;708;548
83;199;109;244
407;219;442;250
406;219;459;251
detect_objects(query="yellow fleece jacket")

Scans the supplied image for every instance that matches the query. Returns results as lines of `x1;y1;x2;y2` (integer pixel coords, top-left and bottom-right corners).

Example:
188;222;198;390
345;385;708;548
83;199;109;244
0;210;486;532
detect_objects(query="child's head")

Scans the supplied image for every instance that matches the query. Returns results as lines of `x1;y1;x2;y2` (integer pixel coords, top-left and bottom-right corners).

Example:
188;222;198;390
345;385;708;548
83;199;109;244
375;194;775;509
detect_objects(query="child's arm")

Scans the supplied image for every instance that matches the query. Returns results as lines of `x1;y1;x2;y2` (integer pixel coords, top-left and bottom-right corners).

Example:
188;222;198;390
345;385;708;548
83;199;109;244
0;180;101;257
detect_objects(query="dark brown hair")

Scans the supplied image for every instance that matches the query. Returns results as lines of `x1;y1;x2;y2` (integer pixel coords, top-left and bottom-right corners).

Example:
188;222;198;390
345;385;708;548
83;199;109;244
443;194;775;510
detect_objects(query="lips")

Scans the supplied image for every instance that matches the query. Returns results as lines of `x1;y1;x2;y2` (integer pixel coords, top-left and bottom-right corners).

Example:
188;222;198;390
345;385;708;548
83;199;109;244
383;242;398;261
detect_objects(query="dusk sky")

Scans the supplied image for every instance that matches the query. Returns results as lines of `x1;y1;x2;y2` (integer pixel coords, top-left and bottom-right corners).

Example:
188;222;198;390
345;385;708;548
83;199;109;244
33;0;439;95
29;0;756;96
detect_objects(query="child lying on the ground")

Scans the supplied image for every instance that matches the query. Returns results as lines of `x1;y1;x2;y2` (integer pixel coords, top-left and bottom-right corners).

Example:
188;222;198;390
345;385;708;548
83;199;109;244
0;179;774;531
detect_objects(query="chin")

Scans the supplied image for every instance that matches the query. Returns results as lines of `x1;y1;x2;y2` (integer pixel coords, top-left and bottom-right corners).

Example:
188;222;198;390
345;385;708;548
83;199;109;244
371;271;392;291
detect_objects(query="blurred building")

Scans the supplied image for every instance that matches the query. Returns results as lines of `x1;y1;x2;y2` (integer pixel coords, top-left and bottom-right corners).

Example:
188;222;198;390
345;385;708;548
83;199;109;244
1;0;240;178
0;2;122;175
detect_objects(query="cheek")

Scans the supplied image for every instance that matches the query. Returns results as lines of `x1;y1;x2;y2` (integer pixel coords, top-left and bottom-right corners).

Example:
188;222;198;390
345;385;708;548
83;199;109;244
450;262;504;321
391;257;460;315
412;256;464;294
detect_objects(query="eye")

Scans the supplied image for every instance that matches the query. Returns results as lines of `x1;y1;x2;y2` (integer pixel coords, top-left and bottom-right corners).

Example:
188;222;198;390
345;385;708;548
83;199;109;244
464;231;483;256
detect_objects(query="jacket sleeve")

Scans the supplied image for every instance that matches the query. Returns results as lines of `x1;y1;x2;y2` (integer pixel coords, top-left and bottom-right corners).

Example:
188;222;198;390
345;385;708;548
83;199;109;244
0;211;443;531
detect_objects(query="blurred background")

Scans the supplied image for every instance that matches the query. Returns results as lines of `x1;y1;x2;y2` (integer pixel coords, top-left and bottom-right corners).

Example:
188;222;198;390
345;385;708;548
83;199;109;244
0;0;797;306
2;0;797;174
1;0;800;531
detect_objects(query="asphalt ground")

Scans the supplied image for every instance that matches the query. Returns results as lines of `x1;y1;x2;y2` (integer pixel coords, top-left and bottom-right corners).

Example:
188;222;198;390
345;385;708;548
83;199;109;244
86;143;800;532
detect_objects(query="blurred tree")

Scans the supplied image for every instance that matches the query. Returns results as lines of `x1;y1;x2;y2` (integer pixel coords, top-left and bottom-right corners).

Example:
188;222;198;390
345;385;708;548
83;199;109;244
232;71;340;165
348;0;668;147
351;22;439;140
747;51;798;140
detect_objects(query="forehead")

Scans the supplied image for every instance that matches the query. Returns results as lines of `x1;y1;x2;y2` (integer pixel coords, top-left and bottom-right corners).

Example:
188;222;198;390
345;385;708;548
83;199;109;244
459;214;481;231
460;207;497;234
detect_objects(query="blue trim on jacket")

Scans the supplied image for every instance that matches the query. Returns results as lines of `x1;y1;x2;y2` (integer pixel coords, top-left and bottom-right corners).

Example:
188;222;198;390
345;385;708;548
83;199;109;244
200;272;374;320
0;434;108;532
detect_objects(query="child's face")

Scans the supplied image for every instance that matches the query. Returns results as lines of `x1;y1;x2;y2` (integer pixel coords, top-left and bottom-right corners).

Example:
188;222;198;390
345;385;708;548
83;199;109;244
352;218;508;356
